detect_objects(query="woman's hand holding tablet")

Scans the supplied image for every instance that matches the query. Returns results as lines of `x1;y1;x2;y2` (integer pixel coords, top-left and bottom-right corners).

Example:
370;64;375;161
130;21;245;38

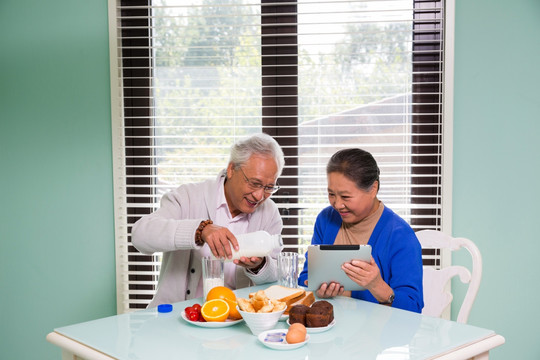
306;244;372;292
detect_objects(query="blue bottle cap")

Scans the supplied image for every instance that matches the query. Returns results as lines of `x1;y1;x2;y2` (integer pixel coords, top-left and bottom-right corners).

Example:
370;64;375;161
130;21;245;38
158;304;173;313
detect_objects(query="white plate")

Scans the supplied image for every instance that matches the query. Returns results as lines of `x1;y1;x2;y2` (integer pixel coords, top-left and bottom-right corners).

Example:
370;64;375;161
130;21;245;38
181;311;243;328
287;319;336;333
258;329;310;350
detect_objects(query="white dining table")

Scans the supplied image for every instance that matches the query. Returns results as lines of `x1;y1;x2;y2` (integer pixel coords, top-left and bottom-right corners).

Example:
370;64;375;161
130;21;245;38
47;283;504;360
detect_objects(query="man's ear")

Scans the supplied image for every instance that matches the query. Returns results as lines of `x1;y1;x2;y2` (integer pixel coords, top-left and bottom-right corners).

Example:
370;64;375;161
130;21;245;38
226;163;234;179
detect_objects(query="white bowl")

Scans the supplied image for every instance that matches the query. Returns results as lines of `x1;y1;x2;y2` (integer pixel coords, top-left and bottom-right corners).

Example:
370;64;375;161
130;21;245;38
237;306;285;336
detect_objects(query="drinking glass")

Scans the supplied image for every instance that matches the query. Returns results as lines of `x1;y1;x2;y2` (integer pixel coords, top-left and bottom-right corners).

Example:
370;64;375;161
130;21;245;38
278;252;299;288
202;257;224;301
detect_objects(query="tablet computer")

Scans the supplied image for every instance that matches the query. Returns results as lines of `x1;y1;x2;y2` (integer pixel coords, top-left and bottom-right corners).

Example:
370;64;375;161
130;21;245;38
306;244;372;291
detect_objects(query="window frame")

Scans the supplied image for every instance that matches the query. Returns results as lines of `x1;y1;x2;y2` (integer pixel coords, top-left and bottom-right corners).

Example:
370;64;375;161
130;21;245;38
108;0;455;314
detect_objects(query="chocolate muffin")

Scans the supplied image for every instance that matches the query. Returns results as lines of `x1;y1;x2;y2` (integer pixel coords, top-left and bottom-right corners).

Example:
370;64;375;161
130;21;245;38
306;306;331;327
310;300;334;323
288;304;309;326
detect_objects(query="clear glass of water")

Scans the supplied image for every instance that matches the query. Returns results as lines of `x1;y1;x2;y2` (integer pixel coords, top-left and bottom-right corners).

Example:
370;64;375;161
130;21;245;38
278;252;299;288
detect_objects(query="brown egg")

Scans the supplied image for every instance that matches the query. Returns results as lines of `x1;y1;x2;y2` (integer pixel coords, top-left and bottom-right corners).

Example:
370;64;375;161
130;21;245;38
286;323;307;344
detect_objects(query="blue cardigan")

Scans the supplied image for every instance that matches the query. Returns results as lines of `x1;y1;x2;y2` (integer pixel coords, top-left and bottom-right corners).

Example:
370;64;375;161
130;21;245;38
299;205;424;313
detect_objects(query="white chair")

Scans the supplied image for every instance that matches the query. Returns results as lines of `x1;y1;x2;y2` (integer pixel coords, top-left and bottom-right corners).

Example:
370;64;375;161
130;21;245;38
416;230;482;324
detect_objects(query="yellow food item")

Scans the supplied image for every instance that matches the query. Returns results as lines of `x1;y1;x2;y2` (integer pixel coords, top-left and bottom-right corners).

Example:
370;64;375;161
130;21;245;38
286;323;307;344
237;298;255;312
249;285;314;315
201;299;230;322
270;299;287;312
237;291;286;313
206;286;242;320
251;290;267;312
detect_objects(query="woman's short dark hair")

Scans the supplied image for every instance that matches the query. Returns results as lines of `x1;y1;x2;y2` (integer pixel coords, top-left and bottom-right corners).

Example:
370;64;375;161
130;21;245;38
326;148;380;192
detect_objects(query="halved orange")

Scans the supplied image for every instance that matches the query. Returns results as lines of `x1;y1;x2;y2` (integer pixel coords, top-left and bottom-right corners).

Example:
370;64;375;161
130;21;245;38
206;286;242;320
201;299;230;322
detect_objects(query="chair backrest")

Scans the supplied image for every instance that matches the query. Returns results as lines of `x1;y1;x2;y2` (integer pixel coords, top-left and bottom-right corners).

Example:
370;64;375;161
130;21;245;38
416;230;482;324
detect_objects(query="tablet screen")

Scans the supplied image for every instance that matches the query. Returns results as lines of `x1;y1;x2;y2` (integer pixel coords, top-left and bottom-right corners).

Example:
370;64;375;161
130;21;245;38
307;244;372;291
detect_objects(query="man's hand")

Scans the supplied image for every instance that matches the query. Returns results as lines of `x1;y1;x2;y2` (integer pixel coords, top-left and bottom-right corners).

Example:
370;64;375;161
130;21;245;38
201;224;239;259
234;256;265;272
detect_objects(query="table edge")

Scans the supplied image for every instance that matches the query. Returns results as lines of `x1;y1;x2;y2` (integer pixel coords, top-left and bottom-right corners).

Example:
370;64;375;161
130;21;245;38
428;333;506;360
47;331;117;360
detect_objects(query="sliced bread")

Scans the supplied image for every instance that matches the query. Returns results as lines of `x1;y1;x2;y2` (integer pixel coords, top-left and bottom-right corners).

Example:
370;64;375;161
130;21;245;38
250;285;305;305
285;291;315;314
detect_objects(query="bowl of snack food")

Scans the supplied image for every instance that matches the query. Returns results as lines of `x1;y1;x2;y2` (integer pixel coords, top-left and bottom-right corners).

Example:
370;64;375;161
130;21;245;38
237;290;287;335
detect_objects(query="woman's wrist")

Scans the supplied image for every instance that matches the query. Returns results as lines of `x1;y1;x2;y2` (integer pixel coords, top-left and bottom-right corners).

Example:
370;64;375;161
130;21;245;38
378;289;395;305
369;279;393;304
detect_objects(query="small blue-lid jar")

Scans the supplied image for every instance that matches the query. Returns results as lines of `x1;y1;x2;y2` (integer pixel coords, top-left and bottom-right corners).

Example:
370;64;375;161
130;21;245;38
157;304;173;313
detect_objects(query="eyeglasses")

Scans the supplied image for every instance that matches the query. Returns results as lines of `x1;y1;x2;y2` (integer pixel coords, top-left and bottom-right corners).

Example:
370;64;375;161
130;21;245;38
238;168;280;194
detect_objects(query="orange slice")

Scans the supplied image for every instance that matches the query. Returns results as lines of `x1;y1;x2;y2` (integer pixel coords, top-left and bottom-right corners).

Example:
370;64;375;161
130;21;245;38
206;286;242;320
225;299;241;320
201;299;230;322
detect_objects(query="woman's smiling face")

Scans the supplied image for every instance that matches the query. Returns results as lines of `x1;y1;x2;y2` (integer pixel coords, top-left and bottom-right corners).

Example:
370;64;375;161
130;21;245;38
327;172;379;224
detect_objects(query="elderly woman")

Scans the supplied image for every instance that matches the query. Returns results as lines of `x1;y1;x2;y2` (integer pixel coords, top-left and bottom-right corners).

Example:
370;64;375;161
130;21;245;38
299;148;424;313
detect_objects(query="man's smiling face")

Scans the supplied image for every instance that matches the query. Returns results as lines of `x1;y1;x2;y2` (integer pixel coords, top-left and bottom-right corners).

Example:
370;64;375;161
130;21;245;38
224;154;278;218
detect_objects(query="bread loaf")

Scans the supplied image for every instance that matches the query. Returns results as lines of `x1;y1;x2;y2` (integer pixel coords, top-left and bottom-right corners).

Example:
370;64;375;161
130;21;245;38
289;304;309;326
284;291;315;314
310;300;334;322
289;300;334;328
306;306;331;327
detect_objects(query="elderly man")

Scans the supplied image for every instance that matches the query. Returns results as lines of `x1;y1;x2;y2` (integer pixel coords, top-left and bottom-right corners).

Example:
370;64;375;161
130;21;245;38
132;133;285;308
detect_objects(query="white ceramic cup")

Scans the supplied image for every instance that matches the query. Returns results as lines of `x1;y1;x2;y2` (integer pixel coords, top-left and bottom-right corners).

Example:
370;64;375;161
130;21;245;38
278;252;299;288
202;257;224;301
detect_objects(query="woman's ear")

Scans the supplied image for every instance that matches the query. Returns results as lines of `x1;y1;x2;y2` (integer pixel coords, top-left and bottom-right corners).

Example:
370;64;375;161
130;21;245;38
371;180;379;196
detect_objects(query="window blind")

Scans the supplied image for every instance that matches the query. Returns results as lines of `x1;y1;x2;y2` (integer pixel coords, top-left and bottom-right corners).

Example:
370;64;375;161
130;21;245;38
109;0;452;313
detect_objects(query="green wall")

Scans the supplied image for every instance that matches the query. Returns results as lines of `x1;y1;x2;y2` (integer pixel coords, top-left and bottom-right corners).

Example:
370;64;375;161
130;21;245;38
0;1;116;359
1;0;539;359
452;0;540;359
